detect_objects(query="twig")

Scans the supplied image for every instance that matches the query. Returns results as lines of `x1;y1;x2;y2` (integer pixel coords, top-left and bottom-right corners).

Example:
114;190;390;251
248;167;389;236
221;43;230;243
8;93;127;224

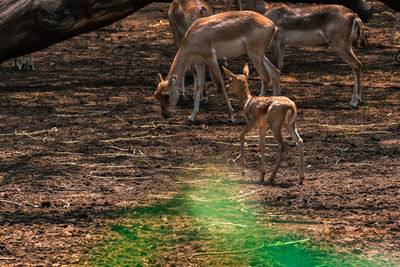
150;194;176;200
100;134;173;143
107;145;129;151
132;123;186;128
0;127;58;137
56;111;108;117
0;257;15;260
21;201;39;208
209;222;248;228
190;239;309;259
93;153;143;158
0;200;21;206
344;130;392;135
89;174;152;180
189;195;211;202
318;123;398;130
0;200;38;208
228;189;263;200
63;140;81;144
175;179;221;184
162;166;204;170
239;207;265;216
51;151;84;156
60;162;139;168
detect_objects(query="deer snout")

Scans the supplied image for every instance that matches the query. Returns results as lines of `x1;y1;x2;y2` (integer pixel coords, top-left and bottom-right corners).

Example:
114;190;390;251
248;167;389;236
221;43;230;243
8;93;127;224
162;110;173;119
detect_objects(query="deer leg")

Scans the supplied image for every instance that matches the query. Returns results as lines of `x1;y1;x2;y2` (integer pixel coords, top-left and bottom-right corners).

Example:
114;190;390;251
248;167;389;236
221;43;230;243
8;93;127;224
192;65;200;101
188;64;206;122
225;0;233;11
248;52;269;96
236;0;242;10
247;51;280;96
390;13;400;45
239;120;256;176
181;74;186;97
258;127;267;183
207;57;235;123
285;123;305;185
271;39;285;71
27;55;35;71
333;45;362;108
265;120;286;185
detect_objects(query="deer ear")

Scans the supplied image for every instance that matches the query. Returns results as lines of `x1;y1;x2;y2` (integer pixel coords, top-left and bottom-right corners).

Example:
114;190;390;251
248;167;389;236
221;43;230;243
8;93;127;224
222;66;235;79
168;75;178;87
243;63;249;78
157;73;163;83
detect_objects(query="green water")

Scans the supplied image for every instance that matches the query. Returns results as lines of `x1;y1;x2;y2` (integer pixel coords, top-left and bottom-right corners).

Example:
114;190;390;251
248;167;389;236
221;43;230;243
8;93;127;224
86;168;397;266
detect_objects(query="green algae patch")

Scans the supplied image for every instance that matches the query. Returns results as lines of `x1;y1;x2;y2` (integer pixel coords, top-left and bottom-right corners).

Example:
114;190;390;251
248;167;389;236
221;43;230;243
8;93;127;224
85;167;397;266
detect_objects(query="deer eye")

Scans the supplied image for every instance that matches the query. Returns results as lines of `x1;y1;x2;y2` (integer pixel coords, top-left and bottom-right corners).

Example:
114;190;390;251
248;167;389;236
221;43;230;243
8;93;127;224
164;92;170;100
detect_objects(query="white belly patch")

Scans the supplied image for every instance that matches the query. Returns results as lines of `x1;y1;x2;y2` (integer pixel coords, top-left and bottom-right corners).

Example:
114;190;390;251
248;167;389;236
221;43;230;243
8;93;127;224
282;30;326;46
212;38;247;58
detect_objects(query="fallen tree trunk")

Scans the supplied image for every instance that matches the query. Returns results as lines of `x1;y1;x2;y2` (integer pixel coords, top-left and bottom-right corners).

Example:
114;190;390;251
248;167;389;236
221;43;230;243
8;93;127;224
0;0;154;62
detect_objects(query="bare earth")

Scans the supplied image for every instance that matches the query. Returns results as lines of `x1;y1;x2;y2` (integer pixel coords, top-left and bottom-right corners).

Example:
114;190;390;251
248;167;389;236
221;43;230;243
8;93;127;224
0;1;399;265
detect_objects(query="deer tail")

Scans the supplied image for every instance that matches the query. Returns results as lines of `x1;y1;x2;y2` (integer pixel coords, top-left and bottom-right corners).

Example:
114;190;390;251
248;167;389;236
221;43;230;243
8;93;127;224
285;106;297;126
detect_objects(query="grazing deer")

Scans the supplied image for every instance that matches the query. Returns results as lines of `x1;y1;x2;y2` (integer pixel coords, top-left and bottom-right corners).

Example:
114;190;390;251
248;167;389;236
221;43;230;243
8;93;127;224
168;0;213;98
223;64;304;185
265;4;363;108
155;11;281;122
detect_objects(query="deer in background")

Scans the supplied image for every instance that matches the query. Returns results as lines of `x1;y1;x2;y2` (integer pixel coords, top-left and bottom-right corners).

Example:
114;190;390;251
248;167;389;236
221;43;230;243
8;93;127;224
264;4;363;107
223;64;304;185
168;0;212;98
155;11;280;122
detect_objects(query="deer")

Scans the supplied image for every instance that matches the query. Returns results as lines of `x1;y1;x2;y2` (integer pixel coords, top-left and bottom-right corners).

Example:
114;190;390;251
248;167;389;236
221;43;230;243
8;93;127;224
223;64;304;185
155;11;281;123
168;0;213;98
264;4;363;108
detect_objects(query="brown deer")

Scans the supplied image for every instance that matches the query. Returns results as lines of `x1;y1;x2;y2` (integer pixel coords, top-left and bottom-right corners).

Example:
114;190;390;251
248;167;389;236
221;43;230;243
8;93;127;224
168;0;213;97
155;11;281;122
223;64;304;185
264;4;363;107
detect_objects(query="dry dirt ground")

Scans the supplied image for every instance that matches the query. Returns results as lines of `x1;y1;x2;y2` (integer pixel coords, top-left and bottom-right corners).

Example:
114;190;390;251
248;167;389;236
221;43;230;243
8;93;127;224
0;1;399;265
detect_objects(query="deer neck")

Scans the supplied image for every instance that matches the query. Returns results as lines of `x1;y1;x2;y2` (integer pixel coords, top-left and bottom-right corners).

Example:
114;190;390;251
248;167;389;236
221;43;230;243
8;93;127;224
236;82;252;109
166;49;189;83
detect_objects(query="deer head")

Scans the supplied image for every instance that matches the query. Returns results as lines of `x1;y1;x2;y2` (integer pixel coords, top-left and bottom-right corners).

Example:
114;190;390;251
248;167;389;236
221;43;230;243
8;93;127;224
154;73;180;119
222;64;250;95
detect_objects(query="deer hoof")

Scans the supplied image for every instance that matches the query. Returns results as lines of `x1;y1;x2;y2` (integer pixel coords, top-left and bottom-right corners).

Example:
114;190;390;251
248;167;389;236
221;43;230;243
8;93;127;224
349;98;360;108
259;172;267;184
229;114;235;123
187;115;196;122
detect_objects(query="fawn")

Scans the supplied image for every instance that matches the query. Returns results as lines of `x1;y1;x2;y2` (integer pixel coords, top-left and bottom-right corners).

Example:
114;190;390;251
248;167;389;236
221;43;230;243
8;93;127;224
223;64;304;185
